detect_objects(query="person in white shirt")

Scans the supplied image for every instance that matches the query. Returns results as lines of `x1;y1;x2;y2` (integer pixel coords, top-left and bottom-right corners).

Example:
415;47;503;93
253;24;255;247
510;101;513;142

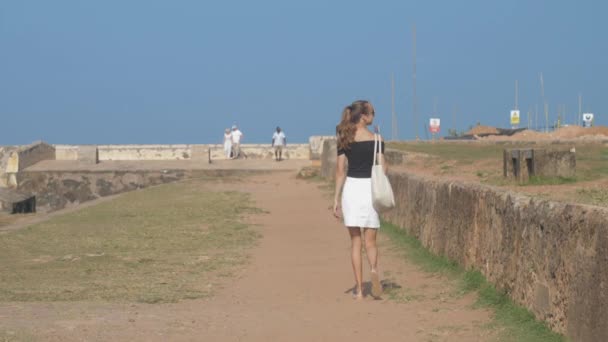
231;125;243;158
223;128;233;159
271;126;287;161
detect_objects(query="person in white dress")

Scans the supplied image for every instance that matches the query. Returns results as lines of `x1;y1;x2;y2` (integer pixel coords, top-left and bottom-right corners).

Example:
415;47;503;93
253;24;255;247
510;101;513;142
231;125;243;158
271;126;286;161
223;128;233;159
333;100;386;300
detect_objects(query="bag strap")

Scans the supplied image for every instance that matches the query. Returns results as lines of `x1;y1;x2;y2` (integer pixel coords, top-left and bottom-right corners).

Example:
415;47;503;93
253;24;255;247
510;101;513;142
373;133;381;166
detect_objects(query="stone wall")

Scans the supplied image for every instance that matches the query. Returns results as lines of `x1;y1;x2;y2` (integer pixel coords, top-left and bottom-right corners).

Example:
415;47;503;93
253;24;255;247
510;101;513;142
17;142;55;171
534;149;577;178
503;148;576;182
53;144;311;161
320;139;337;180
309;136;335;160
1;143;54;188
321;147;608;342
16;169;265;213
77;146;99;164
97;145;191;160
54;145;79;161
0;146;18;187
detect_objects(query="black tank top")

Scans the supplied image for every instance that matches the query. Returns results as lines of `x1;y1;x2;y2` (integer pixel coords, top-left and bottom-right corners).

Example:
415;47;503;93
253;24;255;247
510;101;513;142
337;140;385;178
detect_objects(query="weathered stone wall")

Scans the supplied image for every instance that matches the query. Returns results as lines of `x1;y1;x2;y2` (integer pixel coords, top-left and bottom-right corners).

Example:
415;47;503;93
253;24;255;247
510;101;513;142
225;144;310;160
0;146;18;187
53;144;311;161
77;146;99;164
15;169;265;213
321;147;608;342
534;149;577;178
55;145;79;160
97;145;191;160
309;136;335;160
503;148;576;182
320;139;337;180
17;142;55;171
1;143;55;188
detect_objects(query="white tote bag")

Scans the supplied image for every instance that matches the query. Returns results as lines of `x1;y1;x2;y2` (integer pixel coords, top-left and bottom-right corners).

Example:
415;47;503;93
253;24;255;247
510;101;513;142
371;134;395;212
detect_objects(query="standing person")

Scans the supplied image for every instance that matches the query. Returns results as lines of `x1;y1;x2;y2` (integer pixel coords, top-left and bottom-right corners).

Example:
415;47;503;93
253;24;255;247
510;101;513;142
271;126;287;161
231;125;243;158
333;100;386;300
223;128;233;159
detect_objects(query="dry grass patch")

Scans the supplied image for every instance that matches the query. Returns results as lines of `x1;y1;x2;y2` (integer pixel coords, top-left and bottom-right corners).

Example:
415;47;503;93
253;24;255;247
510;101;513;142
0;178;262;303
0;213;21;228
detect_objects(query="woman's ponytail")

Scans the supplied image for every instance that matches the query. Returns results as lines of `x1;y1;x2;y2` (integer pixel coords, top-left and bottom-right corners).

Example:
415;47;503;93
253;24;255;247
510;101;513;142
337;101;370;150
337;105;355;150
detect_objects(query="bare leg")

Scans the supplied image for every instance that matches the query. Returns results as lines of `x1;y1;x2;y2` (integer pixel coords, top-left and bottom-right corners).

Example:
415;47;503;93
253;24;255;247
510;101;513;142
348;227;363;299
364;228;382;297
363;228;378;271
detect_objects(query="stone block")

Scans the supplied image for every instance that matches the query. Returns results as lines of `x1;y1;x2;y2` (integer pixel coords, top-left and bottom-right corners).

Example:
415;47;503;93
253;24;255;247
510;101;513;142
6;151;18;173
504;148;575;182
309;136;335;160
320;139;337;180
77;146;99;164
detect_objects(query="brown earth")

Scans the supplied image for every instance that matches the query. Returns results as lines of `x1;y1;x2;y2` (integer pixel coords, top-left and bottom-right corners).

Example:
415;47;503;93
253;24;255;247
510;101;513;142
473;125;608;141
466;125;499;135
0;171;496;341
391;150;608;208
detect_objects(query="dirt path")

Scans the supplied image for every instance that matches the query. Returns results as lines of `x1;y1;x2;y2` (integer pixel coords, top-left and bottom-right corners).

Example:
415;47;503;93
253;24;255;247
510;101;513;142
0;172;495;341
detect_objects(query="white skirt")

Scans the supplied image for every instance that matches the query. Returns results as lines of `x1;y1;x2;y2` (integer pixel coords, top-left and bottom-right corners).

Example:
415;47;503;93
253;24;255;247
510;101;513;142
341;177;380;228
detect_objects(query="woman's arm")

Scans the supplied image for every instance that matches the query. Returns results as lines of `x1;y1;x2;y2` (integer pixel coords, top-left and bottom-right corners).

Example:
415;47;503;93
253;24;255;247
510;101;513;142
380;136;388;174
333;154;347;218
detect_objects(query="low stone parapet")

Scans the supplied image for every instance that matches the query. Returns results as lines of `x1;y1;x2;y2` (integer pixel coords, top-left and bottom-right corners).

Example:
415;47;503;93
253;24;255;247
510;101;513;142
17;141;55;171
15;169;270;213
97;145;191;161
52;144;312;161
78;146;99;164
55;145;78;160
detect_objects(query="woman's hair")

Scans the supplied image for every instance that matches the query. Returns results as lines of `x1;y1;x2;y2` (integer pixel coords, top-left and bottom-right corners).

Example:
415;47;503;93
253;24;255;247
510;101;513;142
336;100;373;150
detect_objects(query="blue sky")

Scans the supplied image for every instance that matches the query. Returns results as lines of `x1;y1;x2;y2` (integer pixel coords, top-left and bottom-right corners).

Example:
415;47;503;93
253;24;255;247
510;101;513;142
1;1;605;144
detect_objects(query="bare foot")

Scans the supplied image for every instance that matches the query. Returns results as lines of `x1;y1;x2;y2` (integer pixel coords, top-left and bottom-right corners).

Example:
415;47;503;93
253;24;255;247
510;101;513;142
371;270;382;298
352;286;363;300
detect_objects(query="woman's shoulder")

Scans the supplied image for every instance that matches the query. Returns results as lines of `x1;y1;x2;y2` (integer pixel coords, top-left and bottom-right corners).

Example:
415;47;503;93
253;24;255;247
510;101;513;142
353;130;382;143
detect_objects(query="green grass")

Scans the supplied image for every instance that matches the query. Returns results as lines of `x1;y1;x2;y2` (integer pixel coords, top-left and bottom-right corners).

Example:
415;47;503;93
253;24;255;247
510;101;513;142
0;178;262;303
524;176;578;186
0;213;20;228
388;142;509;164
561;145;608;182
384;283;426;303
388;142;608;185
0;330;35;342
381;221;566;342
381;221;460;277
575;188;608;207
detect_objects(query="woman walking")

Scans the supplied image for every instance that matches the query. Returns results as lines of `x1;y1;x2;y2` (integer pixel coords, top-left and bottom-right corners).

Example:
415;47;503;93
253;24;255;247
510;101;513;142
333;100;386;300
